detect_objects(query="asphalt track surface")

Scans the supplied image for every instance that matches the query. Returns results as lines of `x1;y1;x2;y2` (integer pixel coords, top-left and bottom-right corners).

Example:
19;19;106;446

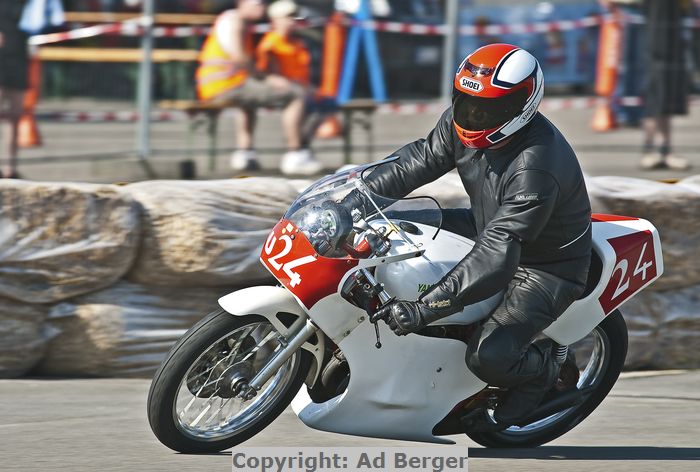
0;370;698;472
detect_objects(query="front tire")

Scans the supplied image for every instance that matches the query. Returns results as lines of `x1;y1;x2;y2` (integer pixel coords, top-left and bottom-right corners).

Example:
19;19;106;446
468;310;628;448
147;309;312;453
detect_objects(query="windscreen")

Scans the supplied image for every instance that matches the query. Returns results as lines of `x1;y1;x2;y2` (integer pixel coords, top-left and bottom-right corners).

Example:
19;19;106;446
283;163;442;258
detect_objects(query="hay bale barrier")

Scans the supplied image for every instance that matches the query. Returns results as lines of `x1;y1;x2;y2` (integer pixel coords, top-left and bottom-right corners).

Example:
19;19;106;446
123;179;300;287
0;181;141;303
0;297;51;377
35;281;227;377
622;285;700;369
0;175;698;377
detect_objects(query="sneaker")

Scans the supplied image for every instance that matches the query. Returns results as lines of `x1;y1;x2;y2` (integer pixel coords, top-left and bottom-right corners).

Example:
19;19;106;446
280;149;323;176
230;150;260;172
665;154;691;171
640;152;666;170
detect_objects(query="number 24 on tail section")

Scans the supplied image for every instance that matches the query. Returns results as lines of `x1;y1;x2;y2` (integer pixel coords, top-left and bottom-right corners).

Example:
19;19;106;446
599;230;657;314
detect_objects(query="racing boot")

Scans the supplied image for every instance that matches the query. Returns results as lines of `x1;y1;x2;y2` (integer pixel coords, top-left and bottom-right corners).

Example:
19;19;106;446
492;339;561;426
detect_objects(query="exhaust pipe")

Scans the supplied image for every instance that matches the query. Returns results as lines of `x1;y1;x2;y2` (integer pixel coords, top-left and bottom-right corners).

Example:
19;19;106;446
514;388;587;427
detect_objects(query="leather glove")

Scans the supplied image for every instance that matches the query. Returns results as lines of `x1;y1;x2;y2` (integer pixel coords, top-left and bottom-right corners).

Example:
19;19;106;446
339;188;372;222
370;299;453;336
371;284;463;336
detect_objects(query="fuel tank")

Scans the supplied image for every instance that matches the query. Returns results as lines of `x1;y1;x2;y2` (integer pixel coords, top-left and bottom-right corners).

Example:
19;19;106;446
374;220;502;326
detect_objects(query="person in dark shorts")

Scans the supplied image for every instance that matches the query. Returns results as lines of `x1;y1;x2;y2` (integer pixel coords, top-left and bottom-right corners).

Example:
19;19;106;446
0;0;28;179
639;0;693;170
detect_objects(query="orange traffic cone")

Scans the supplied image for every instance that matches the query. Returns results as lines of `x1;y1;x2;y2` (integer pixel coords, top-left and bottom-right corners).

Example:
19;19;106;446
19;53;42;148
591;103;616;132
315;115;342;139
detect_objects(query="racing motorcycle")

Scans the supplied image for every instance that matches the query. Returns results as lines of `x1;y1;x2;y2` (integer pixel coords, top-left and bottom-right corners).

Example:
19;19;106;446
147;159;663;453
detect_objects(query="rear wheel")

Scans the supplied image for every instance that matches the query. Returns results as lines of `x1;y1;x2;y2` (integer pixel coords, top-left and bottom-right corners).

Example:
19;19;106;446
147;309;312;453
467;310;628;448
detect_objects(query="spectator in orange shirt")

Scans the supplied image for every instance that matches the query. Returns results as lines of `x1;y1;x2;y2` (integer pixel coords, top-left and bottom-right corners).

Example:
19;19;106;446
254;0;324;174
256;1;311;86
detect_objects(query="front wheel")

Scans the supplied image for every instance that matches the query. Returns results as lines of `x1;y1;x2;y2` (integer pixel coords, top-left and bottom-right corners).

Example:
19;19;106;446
468;309;628;448
147;309;312;453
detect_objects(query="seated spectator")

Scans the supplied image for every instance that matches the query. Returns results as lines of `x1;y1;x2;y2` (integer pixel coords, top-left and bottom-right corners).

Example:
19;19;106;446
196;0;322;175
256;1;311;86
257;1;334;150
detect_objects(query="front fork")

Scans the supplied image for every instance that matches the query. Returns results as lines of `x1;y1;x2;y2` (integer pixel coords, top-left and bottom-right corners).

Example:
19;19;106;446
235;315;318;400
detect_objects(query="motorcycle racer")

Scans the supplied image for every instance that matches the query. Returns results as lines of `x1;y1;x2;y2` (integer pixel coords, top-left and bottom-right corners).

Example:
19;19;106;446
363;44;593;431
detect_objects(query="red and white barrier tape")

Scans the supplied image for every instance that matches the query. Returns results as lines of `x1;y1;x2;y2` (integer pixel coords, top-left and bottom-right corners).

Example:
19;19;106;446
363;15;605;36
34;97;652;123
35;110;187;122
30;13;700;46
30;14;608;46
30;17;330;45
30;23;125;46
377;97;648;115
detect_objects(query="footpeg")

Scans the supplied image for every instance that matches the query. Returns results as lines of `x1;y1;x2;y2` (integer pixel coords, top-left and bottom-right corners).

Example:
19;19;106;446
514;388;584;427
460;408;508;433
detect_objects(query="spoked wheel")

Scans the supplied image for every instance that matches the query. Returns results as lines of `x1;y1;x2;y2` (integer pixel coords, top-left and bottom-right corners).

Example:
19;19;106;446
467;310;628;448
147;310;311;453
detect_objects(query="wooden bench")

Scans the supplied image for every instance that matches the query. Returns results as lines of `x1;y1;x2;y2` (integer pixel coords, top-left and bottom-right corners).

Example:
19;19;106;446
160;98;378;172
160;100;225;172
37;47;200;63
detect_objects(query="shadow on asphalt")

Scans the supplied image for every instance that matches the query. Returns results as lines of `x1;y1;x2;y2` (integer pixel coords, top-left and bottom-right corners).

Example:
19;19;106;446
469;446;700;461
176;452;231;456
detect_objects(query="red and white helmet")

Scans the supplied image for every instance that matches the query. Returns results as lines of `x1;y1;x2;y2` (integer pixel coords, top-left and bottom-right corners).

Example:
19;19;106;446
452;43;544;149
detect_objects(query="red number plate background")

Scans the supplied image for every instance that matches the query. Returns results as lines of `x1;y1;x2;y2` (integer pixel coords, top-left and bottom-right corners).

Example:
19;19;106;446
260;220;358;309
598;230;657;314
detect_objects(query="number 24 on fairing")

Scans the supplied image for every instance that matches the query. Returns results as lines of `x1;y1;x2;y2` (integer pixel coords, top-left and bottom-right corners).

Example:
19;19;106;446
599;230;657;314
264;231;316;288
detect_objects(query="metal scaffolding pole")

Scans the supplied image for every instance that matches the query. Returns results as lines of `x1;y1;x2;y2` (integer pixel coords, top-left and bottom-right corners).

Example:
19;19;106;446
441;0;460;102
136;0;156;176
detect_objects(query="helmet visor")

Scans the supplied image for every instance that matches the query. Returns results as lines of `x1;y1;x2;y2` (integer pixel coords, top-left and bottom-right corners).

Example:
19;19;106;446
452;87;529;131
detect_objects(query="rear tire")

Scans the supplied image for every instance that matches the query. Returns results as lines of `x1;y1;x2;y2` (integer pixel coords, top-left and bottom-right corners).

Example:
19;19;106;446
147;309;312;453
467;310;628;448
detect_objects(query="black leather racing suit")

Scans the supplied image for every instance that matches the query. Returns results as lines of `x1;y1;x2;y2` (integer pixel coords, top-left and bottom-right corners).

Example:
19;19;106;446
364;110;592;422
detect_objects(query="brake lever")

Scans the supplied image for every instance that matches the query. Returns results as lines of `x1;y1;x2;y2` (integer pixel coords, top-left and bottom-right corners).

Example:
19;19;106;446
373;322;382;349
358;268;393;349
370;297;395;349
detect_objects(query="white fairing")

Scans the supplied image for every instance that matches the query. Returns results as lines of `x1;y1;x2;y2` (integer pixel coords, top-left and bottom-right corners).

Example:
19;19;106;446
544;217;663;345
292;222;493;443
375;222;503;325
292;298;487;444
226;213;661;444
291;217;663;442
